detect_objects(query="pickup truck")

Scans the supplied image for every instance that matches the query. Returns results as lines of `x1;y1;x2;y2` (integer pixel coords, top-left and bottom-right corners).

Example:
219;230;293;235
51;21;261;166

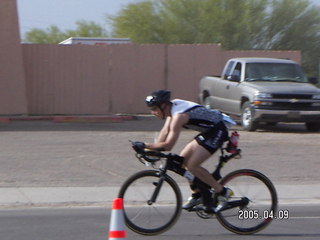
199;57;320;131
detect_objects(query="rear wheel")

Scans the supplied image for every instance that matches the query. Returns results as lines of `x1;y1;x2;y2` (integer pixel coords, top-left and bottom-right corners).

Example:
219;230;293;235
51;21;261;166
216;169;278;235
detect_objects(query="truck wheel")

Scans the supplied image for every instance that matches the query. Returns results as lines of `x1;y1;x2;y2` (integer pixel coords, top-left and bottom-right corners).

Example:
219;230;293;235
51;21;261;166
305;122;320;132
203;97;211;109
241;102;257;131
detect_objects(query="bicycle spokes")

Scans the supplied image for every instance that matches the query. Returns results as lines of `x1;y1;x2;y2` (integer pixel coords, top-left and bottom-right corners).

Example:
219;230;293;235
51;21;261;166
118;170;182;235
216;169;277;235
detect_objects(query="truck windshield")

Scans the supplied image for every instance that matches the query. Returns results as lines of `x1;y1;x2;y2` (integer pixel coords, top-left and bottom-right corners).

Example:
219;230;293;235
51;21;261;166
245;63;308;83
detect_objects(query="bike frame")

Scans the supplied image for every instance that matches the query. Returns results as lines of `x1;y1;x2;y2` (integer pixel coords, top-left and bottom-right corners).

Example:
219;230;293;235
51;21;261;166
136;146;241;180
134;145;242;209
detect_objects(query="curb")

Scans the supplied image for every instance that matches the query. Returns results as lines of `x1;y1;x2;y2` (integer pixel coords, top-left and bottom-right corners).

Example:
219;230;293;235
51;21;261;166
0;118;10;123
53;116;123;123
0;115;137;123
0;184;320;208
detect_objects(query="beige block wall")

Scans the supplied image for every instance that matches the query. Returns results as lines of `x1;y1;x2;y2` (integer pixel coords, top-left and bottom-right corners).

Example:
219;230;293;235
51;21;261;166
22;44;301;115
0;0;27;115
23;44;111;115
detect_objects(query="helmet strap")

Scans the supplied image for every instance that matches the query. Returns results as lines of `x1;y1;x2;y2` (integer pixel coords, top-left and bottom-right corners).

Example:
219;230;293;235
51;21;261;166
159;104;166;120
159;102;171;120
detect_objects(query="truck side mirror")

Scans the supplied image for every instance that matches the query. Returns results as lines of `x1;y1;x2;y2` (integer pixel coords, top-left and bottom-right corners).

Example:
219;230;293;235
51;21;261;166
309;77;319;85
227;75;240;82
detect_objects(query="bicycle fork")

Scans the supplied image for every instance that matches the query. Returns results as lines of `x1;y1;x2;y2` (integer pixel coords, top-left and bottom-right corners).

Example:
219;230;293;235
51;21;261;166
147;174;166;205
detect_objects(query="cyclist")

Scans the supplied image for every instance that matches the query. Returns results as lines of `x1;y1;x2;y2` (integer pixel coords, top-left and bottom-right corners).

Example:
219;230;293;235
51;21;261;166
141;90;233;213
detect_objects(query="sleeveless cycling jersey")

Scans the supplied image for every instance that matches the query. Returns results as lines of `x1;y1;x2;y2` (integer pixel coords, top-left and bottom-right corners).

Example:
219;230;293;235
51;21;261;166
171;99;223;132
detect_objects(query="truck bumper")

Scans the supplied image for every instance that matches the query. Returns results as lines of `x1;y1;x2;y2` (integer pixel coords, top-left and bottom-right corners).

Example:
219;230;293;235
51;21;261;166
253;109;320;122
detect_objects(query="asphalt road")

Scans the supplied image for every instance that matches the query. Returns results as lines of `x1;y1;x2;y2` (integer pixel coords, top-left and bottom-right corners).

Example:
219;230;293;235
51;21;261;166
0;204;319;240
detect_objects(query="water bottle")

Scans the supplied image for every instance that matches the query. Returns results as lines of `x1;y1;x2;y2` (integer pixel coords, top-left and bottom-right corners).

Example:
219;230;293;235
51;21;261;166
227;131;239;154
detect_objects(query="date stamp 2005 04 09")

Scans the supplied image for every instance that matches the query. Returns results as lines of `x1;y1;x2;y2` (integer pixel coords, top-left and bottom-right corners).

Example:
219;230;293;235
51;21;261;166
238;209;289;220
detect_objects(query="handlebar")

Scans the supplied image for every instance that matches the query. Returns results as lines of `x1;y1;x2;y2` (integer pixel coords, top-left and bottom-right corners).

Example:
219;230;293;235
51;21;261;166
132;147;169;163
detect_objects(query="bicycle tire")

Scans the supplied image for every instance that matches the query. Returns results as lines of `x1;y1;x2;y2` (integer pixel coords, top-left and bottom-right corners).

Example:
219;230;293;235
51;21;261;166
118;170;182;235
216;169;278;234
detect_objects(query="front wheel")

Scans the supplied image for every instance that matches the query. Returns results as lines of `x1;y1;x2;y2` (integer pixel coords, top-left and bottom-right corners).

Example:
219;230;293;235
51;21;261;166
118;170;182;235
216;169;278;235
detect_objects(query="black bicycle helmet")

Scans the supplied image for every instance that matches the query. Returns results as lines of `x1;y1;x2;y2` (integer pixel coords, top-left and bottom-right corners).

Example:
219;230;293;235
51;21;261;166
146;90;171;107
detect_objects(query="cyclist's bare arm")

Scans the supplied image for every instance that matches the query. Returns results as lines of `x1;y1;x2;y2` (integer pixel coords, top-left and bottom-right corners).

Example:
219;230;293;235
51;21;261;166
156;116;172;142
146;114;189;151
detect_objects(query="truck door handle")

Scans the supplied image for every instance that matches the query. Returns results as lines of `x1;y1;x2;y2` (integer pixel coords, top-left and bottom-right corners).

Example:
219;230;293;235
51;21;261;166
226;85;230;90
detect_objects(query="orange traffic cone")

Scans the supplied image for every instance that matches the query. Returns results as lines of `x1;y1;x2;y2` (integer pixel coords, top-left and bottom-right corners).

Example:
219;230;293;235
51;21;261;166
108;198;127;240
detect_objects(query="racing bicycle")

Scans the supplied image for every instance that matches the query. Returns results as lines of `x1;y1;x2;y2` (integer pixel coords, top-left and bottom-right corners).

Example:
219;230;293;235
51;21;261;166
118;138;278;235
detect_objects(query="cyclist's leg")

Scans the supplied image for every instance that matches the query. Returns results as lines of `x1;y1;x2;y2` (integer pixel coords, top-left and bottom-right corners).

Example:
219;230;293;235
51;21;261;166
180;141;213;209
182;140;223;192
181;122;228;192
182;123;232;212
180;142;201;209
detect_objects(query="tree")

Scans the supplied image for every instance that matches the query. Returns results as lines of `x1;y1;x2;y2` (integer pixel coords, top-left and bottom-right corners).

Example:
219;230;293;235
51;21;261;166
65;21;108;38
24;21;108;44
109;0;268;46
109;1;161;43
109;0;320;76
24;25;67;44
254;0;320;76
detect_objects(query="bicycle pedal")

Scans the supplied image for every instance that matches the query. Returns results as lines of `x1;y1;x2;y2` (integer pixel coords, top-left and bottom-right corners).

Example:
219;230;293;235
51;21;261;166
185;207;196;212
195;206;216;219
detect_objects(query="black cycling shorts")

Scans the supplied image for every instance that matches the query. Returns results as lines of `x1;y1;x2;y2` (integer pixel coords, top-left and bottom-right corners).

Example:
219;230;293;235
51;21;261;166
195;122;229;154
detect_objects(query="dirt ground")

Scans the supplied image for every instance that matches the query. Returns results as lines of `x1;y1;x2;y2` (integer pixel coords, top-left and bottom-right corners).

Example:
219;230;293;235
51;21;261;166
0;116;319;188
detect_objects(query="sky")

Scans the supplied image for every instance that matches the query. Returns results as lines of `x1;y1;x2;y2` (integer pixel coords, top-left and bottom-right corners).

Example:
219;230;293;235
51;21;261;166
17;0;320;39
17;0;142;38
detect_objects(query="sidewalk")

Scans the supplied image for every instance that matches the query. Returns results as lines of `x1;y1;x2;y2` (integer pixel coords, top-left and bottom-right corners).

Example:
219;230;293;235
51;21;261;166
0;184;319;208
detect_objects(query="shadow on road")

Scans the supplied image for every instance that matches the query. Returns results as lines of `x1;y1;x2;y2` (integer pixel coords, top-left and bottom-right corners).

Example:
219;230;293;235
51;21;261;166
254;123;313;133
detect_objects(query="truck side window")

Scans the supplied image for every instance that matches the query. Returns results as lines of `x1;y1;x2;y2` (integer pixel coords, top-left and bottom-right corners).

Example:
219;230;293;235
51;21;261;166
226;62;241;82
223;61;235;79
233;63;241;78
